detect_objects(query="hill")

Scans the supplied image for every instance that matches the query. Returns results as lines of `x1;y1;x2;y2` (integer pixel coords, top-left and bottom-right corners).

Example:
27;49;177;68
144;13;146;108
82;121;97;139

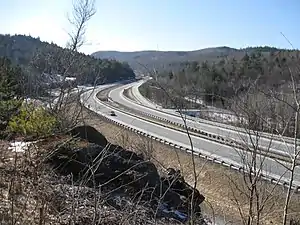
92;46;286;74
0;34;135;95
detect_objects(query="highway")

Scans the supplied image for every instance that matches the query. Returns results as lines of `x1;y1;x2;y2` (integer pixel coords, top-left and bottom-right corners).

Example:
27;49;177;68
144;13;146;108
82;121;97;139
109;80;299;158
80;84;300;188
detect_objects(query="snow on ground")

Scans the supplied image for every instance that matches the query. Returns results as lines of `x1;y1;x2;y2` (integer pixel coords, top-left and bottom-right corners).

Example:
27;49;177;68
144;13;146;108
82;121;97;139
41;73;76;85
23;98;46;107
65;77;76;81
166;94;247;125
207;111;245;124
8;141;35;153
179;109;248;125
184;97;205;105
200;111;247;125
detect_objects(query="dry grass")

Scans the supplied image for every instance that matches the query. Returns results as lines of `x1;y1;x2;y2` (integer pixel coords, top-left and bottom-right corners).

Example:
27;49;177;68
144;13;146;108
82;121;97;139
82;108;300;225
0;134;193;225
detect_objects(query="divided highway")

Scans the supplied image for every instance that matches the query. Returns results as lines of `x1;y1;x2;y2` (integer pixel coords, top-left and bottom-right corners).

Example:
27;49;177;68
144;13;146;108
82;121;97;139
109;80;299;157
80;82;300;189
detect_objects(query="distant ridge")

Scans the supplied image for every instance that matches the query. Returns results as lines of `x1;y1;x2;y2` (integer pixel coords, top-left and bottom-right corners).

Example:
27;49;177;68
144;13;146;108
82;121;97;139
91;46;286;74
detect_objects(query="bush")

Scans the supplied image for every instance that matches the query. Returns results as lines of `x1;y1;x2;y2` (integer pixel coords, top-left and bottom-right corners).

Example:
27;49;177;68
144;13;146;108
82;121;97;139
8;104;58;137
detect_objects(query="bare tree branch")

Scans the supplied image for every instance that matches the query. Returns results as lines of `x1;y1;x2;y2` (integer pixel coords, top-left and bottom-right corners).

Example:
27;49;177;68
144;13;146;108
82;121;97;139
67;0;96;51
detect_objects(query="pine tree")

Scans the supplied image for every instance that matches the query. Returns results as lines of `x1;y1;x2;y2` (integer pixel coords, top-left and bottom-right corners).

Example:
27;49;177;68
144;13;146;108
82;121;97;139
0;57;23;133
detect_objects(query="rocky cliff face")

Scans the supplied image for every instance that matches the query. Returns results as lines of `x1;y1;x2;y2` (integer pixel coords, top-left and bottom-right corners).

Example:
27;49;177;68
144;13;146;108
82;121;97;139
47;125;206;224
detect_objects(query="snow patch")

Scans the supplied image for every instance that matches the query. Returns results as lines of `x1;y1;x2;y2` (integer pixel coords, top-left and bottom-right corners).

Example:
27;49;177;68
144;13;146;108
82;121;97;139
184;96;205;105
8;141;35;153
208;111;247;124
65;77;76;81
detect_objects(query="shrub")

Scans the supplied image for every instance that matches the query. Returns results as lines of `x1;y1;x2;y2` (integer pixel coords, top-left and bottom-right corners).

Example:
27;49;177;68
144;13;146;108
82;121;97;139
8;103;58;137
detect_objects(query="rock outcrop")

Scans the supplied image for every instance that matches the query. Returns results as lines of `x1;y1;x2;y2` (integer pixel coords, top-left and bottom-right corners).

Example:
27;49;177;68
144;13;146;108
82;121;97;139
47;125;205;223
68;125;108;147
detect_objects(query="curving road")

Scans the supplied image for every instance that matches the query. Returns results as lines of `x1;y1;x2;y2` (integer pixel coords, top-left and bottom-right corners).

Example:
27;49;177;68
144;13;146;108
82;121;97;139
80;83;300;188
109;80;300;158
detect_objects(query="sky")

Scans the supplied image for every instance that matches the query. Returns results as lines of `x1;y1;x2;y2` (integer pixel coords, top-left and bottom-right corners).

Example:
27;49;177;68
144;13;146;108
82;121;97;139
1;0;299;54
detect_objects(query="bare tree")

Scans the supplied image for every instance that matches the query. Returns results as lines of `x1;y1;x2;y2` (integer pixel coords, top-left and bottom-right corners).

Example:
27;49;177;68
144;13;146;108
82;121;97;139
67;0;96;51
132;62;206;224
228;95;285;225
228;69;300;225
251;44;300;225
136;55;300;224
272;70;300;225
51;0;97;131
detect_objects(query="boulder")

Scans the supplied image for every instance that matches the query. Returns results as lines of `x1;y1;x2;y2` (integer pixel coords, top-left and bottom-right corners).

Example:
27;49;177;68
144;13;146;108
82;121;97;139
47;143;105;177
161;168;205;214
48;126;205;223
68;125;107;148
47;142;160;192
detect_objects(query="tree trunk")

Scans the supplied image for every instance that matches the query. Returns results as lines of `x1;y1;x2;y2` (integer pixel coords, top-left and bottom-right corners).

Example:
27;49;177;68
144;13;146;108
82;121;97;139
282;108;299;225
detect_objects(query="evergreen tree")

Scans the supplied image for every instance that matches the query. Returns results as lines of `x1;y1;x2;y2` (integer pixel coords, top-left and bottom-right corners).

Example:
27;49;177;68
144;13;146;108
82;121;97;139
0;57;23;133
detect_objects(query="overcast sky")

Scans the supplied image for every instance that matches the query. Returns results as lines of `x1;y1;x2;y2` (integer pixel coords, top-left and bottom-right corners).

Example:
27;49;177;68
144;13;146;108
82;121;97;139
1;0;299;54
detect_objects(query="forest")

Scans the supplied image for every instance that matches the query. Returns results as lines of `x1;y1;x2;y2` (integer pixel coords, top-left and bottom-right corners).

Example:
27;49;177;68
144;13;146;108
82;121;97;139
0;34;135;96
